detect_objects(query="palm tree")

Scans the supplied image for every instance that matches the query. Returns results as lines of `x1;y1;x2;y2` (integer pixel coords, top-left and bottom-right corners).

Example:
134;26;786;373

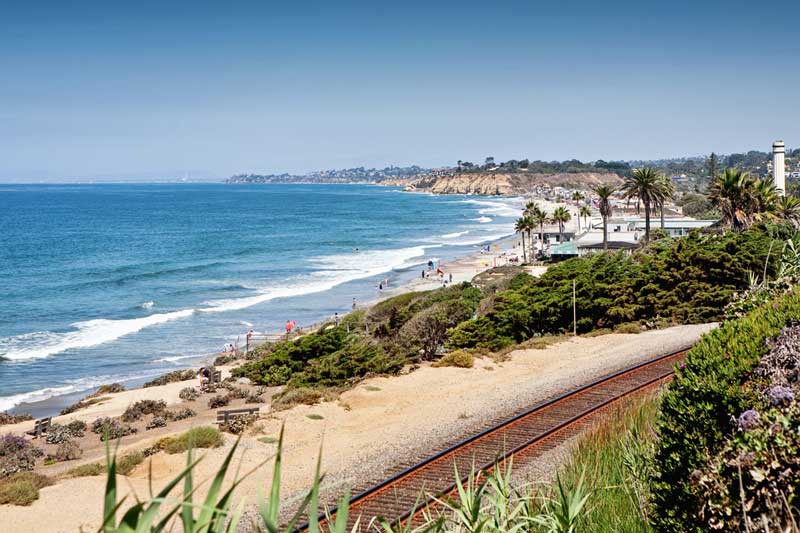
551;206;572;244
708;168;779;231
571;191;584;204
579;205;592;233
709;168;750;230
777;195;800;227
593;185;616;250
656;175;676;230
622;167;667;242
530;207;548;256
515;217;528;263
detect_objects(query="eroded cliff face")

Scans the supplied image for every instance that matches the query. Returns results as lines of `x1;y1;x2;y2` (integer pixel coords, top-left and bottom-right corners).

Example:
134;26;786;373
385;172;623;195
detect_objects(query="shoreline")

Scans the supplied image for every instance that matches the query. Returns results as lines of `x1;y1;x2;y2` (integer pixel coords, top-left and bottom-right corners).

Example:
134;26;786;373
7;231;526;419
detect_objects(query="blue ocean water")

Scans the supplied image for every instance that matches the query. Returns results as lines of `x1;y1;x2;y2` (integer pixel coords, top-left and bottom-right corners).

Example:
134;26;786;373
0;183;520;413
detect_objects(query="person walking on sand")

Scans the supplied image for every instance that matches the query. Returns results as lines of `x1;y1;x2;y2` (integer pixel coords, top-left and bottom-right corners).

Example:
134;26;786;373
352;298;357;310
449;273;453;283
334;312;340;326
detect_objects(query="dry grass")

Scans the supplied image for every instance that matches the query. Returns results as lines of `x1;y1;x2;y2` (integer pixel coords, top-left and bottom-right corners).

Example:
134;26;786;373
0;472;53;506
270;387;339;411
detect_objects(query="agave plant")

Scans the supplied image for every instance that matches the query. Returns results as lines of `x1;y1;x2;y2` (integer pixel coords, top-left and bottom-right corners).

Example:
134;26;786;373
99;427;356;533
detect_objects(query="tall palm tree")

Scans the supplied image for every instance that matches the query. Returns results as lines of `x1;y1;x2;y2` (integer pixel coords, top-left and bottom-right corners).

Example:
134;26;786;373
656;175;676;230
530;207;548;256
622;167;666;242
593;185;616;250
551;206;572;244
514;217;528;263
579;205;592;232
571;191;584;204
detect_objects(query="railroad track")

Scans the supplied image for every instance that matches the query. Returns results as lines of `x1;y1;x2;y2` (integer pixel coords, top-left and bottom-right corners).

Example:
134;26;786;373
301;347;688;532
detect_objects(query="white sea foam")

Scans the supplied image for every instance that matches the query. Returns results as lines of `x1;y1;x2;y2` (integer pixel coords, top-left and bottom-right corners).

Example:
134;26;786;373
0;371;162;412
474;216;493;223
141;300;155;308
440;230;470;239
0;309;195;361
152;353;206;364
201;245;433;313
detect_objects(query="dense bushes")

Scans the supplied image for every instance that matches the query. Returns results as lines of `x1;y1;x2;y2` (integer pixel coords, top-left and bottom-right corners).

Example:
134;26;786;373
651;290;800;532
234;283;482;387
449;226;785;350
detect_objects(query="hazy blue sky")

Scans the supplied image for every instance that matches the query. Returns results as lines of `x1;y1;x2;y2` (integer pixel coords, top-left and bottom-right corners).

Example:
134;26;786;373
1;1;798;181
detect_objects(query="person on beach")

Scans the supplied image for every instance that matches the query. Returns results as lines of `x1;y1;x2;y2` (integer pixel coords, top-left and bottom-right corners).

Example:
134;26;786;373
334;312;340;326
352;298;357;310
449;273;453;283
421;269;425;279
378;282;383;291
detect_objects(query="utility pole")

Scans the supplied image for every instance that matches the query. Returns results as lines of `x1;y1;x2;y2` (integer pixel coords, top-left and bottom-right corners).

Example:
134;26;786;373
573;279;577;336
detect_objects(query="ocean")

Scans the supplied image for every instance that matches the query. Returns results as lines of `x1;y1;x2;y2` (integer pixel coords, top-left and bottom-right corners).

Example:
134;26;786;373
0;183;521;414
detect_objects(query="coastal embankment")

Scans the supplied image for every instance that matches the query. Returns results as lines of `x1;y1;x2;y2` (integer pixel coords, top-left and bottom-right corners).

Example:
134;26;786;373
0;321;714;532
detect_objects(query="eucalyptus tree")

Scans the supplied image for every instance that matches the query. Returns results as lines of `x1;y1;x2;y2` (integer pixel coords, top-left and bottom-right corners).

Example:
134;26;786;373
593;185;616;250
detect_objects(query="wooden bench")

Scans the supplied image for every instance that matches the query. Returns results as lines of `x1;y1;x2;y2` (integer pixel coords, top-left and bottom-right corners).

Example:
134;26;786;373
201;370;222;389
216;407;260;425
25;417;52;439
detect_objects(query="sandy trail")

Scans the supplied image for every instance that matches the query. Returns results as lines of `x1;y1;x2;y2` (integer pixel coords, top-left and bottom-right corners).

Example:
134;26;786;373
0;323;714;532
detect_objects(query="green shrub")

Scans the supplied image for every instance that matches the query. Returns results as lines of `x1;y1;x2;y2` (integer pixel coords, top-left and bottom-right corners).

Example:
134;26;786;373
116;452;145;476
178;387;199;401
94;383;125;395
142;369;195;388
65;462;105;478
432;350;474;368
0;412;33;426
270;387;336;411
651;290;800;532
207;395;230;409
0;472;52;506
121;399;167;422
0;479;39;506
614;322;642;334
450;226;785;350
162;426;224;454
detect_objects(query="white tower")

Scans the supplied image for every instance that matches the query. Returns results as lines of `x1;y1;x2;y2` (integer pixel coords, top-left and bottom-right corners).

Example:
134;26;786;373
773;140;786;196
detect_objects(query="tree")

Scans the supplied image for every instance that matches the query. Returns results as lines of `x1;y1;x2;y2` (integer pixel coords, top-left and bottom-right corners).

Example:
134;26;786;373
657;175;676;229
551;206;572;243
579;205;592;232
529;206;548;257
622;167;667;243
484;156;495;169
571;191;584;204
593;185;616;250
709;168;778;231
707;152;718;181
457;160;462;172
776;195;800;227
515;217;528;263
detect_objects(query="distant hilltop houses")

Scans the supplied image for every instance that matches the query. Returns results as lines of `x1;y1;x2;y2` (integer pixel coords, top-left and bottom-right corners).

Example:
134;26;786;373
225;165;430;184
226;144;800;192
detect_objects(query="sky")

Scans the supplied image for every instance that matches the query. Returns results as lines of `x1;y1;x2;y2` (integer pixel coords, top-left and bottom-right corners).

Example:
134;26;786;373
1;0;799;181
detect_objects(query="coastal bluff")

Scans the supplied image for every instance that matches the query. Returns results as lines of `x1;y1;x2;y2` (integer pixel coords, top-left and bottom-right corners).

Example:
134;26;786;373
383;171;624;195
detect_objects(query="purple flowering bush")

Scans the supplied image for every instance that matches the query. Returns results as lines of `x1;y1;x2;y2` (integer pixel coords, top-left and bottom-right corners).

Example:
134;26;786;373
0;435;44;478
